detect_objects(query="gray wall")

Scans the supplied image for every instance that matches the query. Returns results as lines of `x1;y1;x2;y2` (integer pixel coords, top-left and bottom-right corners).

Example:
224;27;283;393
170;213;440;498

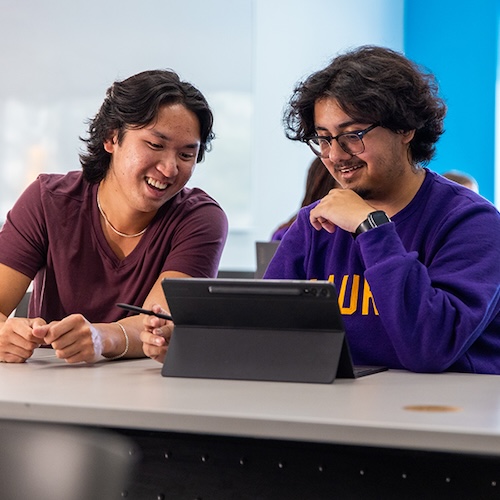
0;0;404;271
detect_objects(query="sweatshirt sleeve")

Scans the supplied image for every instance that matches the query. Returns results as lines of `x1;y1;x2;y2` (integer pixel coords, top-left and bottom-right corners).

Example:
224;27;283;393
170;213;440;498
356;202;500;372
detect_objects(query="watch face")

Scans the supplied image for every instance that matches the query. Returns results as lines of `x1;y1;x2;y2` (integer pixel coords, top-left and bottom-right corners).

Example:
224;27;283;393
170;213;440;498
355;210;391;236
370;211;391;226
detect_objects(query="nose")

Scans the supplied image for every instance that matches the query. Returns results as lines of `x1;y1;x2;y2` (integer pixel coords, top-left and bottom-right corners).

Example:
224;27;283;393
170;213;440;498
156;153;178;177
327;139;352;162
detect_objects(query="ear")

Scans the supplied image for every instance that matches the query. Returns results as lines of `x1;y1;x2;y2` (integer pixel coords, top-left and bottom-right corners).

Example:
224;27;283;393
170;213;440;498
401;129;416;144
103;131;118;154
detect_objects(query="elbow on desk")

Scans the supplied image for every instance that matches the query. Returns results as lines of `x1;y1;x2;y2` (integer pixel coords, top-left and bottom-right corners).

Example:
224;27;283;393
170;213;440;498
397;349;481;374
396;349;464;374
400;362;448;374
391;327;479;374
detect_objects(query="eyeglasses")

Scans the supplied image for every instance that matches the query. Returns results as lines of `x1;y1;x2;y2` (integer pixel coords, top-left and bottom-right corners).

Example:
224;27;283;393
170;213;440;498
305;123;379;158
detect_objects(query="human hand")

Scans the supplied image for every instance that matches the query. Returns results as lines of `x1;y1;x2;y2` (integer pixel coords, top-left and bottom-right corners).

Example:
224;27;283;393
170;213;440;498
32;314;104;364
0;317;46;363
140;304;173;364
309;189;376;233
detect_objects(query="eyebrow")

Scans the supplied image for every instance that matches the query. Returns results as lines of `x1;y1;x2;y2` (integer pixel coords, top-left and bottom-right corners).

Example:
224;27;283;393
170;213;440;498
315;120;364;134
150;130;200;149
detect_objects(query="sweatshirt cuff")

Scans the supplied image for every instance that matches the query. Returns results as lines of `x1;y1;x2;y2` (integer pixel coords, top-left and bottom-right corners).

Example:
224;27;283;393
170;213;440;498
356;222;407;268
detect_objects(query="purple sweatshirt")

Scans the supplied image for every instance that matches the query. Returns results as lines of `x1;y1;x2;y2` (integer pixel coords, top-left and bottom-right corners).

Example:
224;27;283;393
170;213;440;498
265;169;500;374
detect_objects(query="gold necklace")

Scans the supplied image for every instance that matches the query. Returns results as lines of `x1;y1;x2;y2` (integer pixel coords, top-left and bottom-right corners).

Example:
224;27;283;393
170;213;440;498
96;191;148;238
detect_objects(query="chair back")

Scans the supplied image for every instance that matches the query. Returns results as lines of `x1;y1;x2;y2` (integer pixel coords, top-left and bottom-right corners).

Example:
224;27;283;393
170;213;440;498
0;420;137;500
255;241;279;278
14;290;32;317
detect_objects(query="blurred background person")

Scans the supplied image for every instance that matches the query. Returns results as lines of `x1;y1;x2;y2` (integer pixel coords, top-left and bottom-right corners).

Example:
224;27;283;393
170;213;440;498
442;170;479;193
271;157;340;241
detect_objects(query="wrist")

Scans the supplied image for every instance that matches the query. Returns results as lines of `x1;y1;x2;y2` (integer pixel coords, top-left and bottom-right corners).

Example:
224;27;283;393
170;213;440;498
103;322;129;360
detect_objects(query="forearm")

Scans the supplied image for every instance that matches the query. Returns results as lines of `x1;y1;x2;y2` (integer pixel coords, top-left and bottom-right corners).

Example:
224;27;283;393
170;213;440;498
359;225;500;371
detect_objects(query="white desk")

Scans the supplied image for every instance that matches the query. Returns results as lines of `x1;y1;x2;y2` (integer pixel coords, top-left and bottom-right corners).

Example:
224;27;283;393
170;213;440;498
2;349;500;499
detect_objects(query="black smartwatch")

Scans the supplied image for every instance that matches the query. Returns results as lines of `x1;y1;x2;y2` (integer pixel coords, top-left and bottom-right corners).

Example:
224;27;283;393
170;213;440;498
354;210;391;237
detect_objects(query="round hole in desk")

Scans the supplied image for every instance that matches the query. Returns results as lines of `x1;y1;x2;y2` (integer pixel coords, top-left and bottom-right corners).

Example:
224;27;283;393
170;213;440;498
403;404;462;412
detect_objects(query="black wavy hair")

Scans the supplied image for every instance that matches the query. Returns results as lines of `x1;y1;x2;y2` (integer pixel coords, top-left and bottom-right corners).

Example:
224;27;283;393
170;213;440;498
80;69;214;183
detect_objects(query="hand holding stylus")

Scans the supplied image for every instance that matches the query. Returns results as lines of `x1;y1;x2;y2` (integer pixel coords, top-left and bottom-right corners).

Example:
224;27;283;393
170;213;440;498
116;303;173;321
121;302;173;365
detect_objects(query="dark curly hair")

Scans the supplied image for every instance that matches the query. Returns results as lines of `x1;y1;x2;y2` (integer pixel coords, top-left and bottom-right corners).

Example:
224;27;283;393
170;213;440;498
80;70;215;183
283;45;447;166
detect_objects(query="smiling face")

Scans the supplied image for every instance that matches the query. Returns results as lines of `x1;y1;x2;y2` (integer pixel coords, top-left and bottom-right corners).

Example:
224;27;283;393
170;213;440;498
313;97;416;203
103;103;201;215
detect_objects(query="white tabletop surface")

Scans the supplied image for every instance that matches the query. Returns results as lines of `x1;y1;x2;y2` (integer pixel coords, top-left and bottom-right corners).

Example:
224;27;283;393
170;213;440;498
2;348;500;456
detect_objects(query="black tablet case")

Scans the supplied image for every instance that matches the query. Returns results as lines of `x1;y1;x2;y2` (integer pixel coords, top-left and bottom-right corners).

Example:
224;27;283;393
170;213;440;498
161;278;385;384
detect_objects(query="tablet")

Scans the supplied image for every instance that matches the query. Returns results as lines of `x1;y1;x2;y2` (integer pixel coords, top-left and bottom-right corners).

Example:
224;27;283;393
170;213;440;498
161;278;386;383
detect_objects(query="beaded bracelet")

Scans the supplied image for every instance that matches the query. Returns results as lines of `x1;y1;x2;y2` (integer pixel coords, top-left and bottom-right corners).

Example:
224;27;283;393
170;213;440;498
104;322;129;360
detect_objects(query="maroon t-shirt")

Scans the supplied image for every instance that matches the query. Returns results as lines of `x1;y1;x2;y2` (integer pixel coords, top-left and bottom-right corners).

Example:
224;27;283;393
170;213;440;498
0;171;228;322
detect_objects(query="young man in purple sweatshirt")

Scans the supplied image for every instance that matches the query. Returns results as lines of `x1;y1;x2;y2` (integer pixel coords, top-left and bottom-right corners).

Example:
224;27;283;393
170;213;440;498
264;45;500;374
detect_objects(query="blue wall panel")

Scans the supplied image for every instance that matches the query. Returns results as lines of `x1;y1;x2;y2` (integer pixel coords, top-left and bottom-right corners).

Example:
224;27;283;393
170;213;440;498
404;0;498;202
